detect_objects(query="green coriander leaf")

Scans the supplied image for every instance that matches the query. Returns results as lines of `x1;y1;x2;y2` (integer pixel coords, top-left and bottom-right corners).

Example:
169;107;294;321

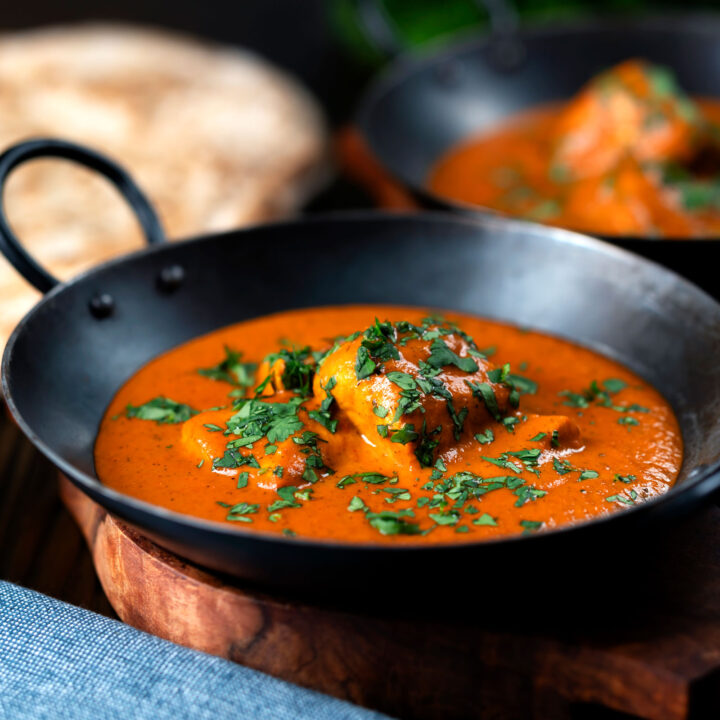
614;473;637;484
198;347;256;387
603;378;627;394
618;417;639;428
391;424;419;444
428;510;460;526
553;457;575;475
126;397;197;424
427;338;479;373
513;485;547;508
606;494;635;506
348;496;367;512
467;381;502;421
473;513;498;527
474;429;495;445
366;510;420;536
520;519;543;533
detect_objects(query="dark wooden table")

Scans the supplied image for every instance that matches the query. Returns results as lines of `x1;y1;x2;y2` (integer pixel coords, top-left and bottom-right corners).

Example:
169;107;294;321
0;410;114;615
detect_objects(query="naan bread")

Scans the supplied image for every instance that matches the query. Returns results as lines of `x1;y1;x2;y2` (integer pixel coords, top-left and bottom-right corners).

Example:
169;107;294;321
0;24;329;347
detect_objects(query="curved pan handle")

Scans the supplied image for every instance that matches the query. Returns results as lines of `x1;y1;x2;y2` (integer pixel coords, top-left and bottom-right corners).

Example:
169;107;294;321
355;0;523;68
0;138;167;294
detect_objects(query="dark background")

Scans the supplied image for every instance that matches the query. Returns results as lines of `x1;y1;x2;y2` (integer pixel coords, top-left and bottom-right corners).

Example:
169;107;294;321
2;0;716;123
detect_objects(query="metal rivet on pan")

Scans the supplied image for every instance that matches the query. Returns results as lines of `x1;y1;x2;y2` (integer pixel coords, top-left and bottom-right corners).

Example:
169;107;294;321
157;264;185;293
89;293;114;319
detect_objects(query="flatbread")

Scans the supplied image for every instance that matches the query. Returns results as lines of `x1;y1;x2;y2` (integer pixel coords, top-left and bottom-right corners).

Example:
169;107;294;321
0;24;329;347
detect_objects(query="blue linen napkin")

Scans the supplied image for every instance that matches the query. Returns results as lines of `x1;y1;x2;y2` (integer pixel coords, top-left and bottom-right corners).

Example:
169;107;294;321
0;580;393;720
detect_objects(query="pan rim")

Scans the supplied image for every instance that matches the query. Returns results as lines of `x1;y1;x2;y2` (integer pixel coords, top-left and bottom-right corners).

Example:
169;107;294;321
3;210;720;555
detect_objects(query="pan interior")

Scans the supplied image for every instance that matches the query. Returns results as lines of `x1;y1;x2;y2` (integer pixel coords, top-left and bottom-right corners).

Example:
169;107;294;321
4;214;720;518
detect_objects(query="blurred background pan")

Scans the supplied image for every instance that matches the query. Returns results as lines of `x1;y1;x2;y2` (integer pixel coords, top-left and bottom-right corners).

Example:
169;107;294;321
356;2;720;296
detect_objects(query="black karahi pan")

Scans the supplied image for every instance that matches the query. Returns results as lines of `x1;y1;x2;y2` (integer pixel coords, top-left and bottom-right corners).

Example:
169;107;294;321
2;138;720;601
356;10;720;297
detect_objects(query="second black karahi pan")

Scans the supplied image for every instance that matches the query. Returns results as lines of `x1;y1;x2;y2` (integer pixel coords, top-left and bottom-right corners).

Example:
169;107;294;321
2;138;720;601
356;12;720;297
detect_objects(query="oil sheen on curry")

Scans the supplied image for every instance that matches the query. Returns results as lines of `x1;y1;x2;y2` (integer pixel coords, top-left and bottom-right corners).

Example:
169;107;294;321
95;306;682;544
430;60;720;238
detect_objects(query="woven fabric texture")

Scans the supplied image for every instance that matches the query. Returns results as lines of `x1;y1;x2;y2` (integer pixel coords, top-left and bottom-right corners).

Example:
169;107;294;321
0;580;392;720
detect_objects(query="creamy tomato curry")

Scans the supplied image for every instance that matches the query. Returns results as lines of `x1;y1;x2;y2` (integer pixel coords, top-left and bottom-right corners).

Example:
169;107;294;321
95;306;682;543
430;60;720;238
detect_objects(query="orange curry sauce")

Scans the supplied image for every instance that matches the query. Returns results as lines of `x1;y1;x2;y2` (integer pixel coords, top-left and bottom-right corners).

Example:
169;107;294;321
95;306;682;544
430;60;720;238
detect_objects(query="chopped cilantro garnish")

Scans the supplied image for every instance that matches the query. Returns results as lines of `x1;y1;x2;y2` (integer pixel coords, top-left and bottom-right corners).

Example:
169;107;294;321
618;417;639;429
414;422;441;467
614;473;636;484
355;319;400;380
560;391;589;408
606;493;635;506
307;376;338;433
553;457;575;475
262;344;315;396
519;519;543;533
391;423;419;444
224;502;259;523
338;472;396;486
365;509;420;536
502;416;519;433
428;510;460;526
426;338;479;373
467;381;502;421
126;397;197;424
383;487;412;503
213;447;260;470
348;496;367;512
198;347;256;387
603;378;627;394
513;485;547;507
373;405;388;418
267;486;303;512
507;373;538;395
386;371;417;390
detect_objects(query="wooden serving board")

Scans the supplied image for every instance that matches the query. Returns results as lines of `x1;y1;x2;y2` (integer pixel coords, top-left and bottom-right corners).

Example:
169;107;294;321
60;475;720;720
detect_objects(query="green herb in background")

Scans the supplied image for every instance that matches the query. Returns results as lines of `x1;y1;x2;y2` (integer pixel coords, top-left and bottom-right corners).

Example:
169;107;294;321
330;0;711;66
